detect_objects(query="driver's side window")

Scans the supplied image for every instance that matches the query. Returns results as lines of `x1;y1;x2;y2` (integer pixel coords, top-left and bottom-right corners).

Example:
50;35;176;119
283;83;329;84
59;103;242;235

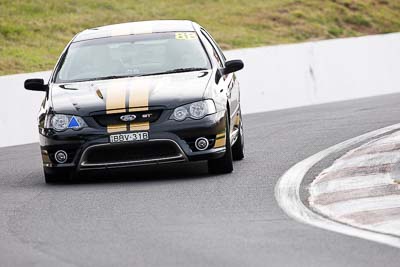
201;30;224;68
201;30;226;62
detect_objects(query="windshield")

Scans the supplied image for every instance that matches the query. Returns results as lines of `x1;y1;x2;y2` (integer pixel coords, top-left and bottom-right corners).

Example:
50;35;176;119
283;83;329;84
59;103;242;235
54;32;211;83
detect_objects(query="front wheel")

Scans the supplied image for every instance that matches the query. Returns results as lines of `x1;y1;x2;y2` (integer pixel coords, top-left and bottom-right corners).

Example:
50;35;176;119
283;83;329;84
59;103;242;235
208;116;233;174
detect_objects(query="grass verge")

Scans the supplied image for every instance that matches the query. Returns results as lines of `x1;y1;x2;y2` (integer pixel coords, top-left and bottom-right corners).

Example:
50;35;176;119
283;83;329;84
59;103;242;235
1;0;400;75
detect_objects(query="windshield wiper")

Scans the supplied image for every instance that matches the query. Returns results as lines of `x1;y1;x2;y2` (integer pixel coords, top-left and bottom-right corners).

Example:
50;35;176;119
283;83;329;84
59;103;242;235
62;68;207;83
142;68;208;76
164;67;209;74
90;74;141;81
65;74;141;83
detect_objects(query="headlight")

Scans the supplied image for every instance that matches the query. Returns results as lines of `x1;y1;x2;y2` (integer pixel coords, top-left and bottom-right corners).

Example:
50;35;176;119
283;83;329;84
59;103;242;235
48;114;87;131
170;100;216;121
189;101;207;119
173;107;189;121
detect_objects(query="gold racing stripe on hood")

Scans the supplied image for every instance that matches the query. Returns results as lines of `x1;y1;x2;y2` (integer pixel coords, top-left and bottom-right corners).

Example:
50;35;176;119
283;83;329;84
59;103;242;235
214;132;226;148
106;85;127;133
107;123;127;133
128;79;151;131
130;122;150;131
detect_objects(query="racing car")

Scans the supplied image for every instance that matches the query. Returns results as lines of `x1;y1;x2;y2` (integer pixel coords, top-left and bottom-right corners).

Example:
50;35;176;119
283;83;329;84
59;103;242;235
24;20;245;183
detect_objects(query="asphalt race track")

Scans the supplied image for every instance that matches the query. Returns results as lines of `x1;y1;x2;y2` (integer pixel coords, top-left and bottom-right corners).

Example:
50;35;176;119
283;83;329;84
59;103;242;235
2;93;400;266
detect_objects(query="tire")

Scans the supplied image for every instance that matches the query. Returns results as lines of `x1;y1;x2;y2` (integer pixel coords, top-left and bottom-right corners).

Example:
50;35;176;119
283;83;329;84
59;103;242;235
232;113;244;161
208;115;233;174
43;168;73;184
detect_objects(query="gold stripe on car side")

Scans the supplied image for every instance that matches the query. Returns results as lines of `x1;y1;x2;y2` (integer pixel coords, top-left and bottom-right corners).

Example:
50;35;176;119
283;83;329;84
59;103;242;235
234;113;240;127
216;133;226;138
106;86;128;133
128;79;151;131
41;150;51;164
214;132;226;148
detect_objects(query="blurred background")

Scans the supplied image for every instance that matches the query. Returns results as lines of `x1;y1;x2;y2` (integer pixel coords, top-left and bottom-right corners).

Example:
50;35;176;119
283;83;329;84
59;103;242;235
1;0;400;75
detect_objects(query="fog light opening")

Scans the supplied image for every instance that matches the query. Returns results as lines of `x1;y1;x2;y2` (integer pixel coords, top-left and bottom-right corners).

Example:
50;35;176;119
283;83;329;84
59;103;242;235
55;150;68;164
195;137;209;151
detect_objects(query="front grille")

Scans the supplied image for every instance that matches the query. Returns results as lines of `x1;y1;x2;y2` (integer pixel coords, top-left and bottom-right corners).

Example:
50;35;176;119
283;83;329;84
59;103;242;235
81;140;184;167
93;110;162;127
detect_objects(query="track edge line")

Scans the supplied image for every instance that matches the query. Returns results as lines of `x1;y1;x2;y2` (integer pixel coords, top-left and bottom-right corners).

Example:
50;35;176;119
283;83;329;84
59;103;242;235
274;123;400;248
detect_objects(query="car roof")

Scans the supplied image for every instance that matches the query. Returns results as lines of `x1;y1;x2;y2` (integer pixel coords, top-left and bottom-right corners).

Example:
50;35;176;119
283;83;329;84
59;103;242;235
73;20;197;42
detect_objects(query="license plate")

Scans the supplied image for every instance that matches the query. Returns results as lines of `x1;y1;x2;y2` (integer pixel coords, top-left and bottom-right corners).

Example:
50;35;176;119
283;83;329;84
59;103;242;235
109;132;149;143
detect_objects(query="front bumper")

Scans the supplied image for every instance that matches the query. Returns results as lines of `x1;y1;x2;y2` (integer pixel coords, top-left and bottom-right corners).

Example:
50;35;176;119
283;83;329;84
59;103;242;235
40;111;226;172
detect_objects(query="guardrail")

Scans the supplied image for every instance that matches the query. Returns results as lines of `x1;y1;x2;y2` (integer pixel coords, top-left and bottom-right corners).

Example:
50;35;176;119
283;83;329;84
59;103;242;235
0;71;50;147
227;32;400;114
1;33;399;147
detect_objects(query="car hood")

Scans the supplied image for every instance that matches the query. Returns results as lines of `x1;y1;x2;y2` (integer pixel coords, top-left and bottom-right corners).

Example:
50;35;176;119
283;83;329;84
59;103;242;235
50;71;211;116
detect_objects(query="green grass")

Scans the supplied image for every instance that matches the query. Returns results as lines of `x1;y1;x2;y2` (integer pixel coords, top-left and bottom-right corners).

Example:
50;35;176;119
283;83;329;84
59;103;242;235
1;0;400;75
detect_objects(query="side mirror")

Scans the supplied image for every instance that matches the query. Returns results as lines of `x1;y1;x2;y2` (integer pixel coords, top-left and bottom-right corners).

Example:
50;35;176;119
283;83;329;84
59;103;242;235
216;59;244;83
223;60;244;75
24;78;47;92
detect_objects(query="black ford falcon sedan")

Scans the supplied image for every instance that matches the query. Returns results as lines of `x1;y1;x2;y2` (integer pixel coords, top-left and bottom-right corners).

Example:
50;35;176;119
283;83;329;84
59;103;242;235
25;20;244;183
